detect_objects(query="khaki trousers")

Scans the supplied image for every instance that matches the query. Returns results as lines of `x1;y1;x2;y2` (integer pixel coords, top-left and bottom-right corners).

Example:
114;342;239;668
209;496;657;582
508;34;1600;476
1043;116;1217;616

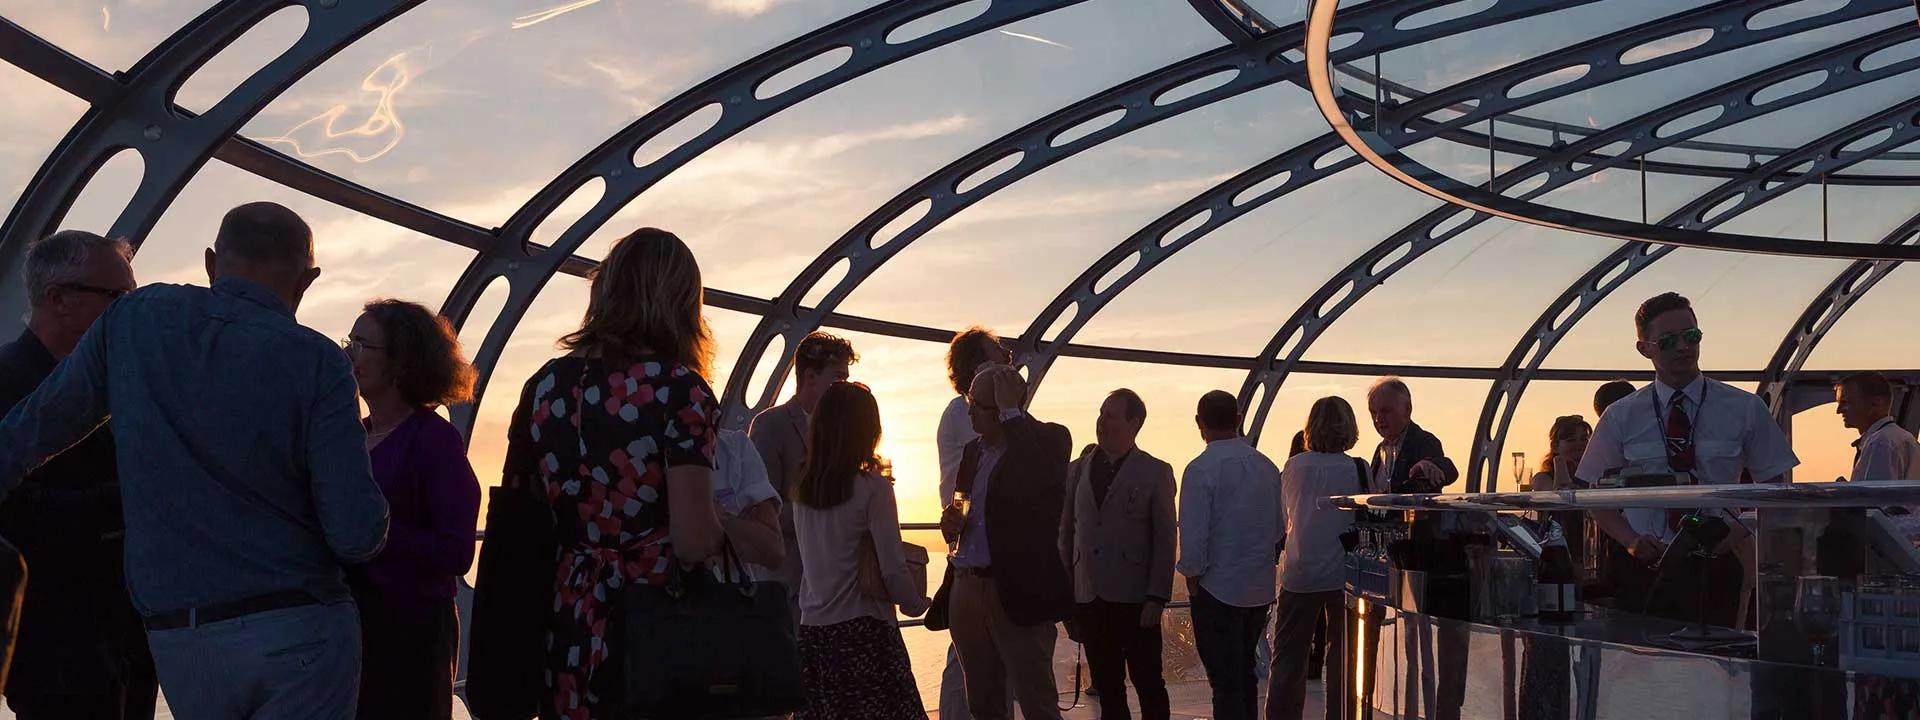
949;571;1062;720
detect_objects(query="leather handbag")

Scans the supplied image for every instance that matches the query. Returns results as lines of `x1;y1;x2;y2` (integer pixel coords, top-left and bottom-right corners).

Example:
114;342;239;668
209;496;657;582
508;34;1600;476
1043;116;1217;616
619;540;806;719
856;537;929;601
465;471;555;720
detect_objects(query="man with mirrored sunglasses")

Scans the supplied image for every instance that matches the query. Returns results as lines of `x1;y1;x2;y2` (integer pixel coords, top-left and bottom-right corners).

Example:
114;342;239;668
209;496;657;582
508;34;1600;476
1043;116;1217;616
1575;292;1796;627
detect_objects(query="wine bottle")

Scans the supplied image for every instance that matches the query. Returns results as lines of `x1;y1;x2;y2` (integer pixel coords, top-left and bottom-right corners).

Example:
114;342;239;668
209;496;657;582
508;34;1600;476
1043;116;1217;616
1535;517;1579;622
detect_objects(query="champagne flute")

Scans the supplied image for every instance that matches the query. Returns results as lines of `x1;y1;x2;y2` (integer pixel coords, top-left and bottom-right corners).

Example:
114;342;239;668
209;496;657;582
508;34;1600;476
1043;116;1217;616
1512;452;1529;492
1795;575;1841;668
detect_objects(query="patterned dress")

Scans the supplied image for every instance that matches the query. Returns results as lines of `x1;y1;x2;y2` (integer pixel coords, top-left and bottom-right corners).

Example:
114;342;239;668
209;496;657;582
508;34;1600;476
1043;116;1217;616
507;356;717;720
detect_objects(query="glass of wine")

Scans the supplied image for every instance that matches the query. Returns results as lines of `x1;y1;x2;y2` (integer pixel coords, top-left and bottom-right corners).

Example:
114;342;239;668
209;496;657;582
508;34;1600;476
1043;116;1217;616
1795;575;1841;668
1512;452;1529;492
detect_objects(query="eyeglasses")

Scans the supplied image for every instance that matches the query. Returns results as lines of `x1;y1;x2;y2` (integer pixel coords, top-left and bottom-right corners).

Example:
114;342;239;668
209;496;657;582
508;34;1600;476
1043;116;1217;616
1651;327;1704;352
339;337;385;353
56;282;130;300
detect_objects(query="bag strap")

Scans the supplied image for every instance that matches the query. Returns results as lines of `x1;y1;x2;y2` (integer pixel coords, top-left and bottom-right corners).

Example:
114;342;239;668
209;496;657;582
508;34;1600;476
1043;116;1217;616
1352;457;1369;494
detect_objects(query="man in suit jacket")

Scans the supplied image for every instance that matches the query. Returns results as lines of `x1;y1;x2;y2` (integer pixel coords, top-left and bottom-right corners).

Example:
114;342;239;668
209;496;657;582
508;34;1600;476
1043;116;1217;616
748;332;856;617
0;231;154;720
1058;389;1175;720
942;364;1074;720
1364;377;1467;720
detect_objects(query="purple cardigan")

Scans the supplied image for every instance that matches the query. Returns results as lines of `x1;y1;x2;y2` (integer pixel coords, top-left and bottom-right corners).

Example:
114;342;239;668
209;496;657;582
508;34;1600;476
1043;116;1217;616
359;409;481;608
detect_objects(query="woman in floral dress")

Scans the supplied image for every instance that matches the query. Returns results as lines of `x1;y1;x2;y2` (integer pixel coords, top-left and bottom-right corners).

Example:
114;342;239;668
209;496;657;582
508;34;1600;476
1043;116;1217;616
502;227;726;720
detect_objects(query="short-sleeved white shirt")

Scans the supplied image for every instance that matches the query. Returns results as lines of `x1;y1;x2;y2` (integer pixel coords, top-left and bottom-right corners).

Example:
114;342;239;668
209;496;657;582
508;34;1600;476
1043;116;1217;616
1576;375;1798;540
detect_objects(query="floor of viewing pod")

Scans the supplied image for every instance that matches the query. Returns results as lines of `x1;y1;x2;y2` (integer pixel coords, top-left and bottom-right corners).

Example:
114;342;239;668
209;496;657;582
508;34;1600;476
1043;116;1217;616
0;675;1325;719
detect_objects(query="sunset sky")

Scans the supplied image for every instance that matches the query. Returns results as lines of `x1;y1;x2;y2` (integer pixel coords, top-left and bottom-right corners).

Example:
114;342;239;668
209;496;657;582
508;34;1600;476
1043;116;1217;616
4;0;1918;522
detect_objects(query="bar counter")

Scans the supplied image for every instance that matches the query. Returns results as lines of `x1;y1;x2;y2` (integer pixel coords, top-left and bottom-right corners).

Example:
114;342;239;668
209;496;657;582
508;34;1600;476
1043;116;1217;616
1326;482;1920;720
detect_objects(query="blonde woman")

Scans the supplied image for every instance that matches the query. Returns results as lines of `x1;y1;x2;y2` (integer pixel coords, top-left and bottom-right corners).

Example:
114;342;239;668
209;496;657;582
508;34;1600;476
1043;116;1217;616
500;228;725;720
1267;396;1364;720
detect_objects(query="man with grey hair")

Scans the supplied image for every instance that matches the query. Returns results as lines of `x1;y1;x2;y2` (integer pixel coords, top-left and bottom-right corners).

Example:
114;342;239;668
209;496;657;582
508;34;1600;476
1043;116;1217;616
0;203;389;720
0;230;153;719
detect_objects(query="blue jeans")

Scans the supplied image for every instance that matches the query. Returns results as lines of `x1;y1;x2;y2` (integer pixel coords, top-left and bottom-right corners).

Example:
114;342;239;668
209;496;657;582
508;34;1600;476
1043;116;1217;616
146;601;361;720
1189;581;1270;720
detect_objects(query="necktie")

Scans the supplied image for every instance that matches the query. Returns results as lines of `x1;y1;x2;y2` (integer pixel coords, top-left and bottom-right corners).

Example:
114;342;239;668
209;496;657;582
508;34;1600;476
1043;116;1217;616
1666;392;1694;531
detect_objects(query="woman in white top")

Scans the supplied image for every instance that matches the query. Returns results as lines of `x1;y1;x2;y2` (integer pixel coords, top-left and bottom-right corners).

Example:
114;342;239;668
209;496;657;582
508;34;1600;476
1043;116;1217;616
1266;396;1364;720
792;382;930;720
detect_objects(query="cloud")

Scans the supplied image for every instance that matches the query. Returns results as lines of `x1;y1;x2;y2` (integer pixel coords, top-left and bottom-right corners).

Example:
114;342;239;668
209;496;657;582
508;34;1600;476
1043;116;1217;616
699;0;785;18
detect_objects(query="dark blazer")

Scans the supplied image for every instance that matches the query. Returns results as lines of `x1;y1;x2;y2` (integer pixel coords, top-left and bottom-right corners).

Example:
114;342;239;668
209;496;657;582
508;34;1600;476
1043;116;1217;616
0;330;145;694
1370;421;1460;494
1370;421;1463;569
953;413;1075;626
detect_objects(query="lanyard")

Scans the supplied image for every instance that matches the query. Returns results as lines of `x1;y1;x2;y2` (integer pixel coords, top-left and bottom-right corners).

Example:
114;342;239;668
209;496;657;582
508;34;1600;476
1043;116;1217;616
1650;379;1707;471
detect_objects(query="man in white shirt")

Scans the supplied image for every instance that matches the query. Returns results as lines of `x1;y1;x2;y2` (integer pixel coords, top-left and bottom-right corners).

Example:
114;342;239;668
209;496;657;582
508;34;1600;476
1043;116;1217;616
1576;292;1798;625
1835;371;1920;539
934;326;1011;720
1837;371;1919;481
1177;391;1283;720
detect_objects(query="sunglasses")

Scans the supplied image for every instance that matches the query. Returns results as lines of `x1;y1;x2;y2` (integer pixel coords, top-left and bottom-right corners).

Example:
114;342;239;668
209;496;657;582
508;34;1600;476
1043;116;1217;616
1649;327;1704;352
56;282;130;300
338;336;385;353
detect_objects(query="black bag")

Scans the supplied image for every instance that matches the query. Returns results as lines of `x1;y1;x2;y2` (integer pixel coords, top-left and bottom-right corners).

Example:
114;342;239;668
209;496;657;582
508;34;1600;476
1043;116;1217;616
465;472;555;720
1338;457;1369;551
619;540;806;719
925;563;957;632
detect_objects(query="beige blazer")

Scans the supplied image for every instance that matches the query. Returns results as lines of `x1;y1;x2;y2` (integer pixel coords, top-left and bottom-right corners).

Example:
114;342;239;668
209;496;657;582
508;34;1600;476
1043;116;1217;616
748;400;808;593
1058;447;1178;605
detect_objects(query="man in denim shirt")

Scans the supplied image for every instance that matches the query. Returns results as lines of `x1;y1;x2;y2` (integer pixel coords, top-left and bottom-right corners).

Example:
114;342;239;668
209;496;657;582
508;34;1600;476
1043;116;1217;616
0;202;389;719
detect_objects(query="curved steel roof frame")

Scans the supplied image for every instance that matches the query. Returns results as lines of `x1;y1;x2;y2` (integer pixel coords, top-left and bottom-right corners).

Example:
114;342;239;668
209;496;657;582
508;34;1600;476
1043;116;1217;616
433;0;1093;423
1239;20;1920;444
1302;0;1920;262
716;0;1590;427
1758;213;1920;418
0;0;426;322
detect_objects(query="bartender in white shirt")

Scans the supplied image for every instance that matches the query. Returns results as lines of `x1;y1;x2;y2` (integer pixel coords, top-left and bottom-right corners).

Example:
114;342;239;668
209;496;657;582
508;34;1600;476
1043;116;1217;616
1576;292;1798;625
1837;371;1920;481
1836;371;1920;540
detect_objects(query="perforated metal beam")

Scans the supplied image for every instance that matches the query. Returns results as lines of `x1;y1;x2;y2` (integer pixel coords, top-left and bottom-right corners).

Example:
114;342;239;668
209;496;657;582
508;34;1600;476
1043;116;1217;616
1240;21;1920;445
718;0;1596;428
431;0;1092;431
1303;0;1920;261
0;0;426;325
1758;213;1920;420
1466;97;1920;490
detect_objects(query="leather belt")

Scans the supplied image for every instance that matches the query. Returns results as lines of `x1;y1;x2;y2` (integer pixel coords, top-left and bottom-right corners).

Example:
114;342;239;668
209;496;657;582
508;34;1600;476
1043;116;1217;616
143;589;318;631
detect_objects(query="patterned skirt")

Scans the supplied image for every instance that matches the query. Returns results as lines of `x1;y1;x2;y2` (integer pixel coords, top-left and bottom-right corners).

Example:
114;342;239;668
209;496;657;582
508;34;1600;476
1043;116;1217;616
796;616;925;720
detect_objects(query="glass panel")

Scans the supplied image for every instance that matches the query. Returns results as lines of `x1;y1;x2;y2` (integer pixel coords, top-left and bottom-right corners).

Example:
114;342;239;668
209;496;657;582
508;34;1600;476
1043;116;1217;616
0;65;88;223
1544;249;1853;373
1029;355;1247;482
245;0;894;226
1;0;217;72
1514;9;1908;132
1303;216;1618;368
247;0;1216;238
1066;163;1444;357
1692;69;1920;151
1804;263;1920;373
842;80;1324;338
1377;2;1711;94
130;158;475;347
594;0;1223;298
1791;399;1854;483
